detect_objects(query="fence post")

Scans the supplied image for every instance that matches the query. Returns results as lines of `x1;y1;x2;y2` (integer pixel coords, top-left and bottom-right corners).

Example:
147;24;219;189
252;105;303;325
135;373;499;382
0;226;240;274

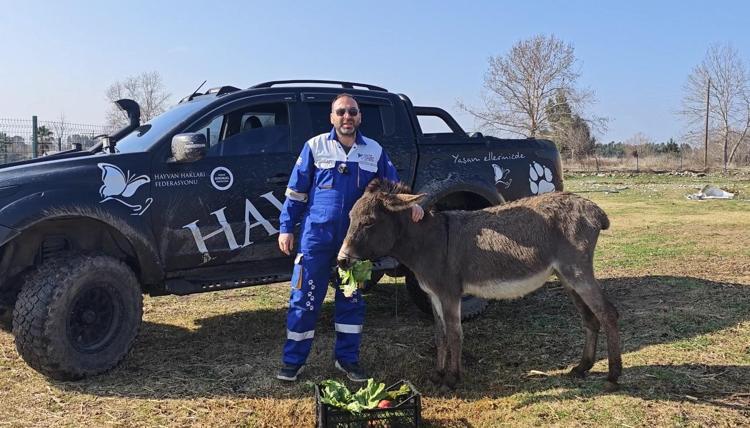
32;116;38;158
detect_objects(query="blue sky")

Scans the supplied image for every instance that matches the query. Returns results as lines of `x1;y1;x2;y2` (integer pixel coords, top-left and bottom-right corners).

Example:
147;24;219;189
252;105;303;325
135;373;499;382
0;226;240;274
2;0;749;144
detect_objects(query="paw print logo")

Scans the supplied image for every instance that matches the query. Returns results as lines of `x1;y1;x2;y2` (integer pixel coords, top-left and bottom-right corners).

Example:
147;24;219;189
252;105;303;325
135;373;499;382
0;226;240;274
529;161;556;195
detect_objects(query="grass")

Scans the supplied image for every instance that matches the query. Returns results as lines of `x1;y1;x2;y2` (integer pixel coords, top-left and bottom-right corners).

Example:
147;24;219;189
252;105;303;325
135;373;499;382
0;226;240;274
1;171;749;426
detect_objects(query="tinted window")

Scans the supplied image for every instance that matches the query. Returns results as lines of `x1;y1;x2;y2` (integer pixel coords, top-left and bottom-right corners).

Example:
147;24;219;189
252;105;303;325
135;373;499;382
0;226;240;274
307;102;386;141
196;102;291;157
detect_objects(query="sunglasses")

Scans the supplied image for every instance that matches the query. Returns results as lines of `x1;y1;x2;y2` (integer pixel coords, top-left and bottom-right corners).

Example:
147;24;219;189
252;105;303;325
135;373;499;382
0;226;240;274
333;107;359;117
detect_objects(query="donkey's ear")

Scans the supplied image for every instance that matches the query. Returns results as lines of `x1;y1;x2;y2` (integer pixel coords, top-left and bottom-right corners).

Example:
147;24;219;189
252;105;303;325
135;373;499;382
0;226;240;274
383;193;426;211
396;193;426;205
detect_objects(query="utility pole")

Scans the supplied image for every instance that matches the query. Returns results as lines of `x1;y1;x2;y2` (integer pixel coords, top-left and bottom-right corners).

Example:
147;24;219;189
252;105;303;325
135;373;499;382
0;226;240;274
32;116;38;159
704;77;710;169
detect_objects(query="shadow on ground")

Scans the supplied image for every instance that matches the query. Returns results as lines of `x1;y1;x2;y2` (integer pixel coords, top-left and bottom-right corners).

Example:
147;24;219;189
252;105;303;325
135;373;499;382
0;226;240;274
53;276;748;410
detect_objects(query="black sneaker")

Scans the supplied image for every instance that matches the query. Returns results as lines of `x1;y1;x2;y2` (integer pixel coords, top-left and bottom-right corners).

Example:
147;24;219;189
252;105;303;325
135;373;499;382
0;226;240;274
276;363;304;381
335;360;369;382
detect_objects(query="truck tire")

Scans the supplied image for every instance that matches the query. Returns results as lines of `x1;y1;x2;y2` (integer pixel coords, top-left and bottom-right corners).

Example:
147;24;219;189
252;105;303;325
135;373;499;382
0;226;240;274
403;177;496;321
12;253;143;380
405;272;488;321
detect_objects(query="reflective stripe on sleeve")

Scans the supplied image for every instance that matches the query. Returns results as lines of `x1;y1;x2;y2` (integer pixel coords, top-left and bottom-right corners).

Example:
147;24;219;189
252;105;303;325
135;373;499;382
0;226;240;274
334;323;363;334
285;188;308;202
287;329;315;341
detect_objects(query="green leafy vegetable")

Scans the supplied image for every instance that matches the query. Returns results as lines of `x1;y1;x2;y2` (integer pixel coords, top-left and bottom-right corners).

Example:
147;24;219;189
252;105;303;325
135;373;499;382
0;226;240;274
386;383;411;401
319;378;404;414
337;260;373;297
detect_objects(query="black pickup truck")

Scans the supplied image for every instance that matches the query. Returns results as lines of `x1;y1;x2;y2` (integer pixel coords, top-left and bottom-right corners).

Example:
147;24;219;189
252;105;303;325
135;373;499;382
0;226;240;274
0;80;562;380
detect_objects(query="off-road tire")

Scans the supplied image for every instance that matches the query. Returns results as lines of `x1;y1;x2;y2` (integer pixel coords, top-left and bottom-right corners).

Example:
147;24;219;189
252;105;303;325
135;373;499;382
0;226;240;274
405;272;488;321
403;178;495;321
12;253;143;380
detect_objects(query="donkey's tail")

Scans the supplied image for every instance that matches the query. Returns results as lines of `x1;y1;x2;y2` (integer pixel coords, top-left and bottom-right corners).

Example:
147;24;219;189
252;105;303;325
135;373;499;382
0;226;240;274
594;204;610;230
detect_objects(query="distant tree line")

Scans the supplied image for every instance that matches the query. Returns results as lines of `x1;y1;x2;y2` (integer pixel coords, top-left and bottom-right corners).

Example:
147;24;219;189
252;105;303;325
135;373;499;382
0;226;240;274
461;35;749;168
594;138;691;158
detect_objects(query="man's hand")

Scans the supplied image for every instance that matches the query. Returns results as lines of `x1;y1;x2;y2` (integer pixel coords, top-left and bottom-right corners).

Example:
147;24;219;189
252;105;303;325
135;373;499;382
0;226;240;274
278;233;294;255
411;204;424;222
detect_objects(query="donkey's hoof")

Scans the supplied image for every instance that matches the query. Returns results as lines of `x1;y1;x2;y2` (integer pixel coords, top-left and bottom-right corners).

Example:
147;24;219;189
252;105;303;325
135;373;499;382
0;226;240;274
443;373;459;390
438;383;454;394
603;381;620;392
568;367;588;379
429;370;444;385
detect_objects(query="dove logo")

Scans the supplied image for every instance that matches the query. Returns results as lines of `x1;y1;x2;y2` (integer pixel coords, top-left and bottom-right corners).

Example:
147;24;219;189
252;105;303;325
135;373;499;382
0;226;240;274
98;163;153;216
491;163;512;189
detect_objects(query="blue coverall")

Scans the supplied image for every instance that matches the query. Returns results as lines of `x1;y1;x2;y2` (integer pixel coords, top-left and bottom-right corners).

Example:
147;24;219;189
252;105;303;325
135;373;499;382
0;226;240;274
279;128;399;366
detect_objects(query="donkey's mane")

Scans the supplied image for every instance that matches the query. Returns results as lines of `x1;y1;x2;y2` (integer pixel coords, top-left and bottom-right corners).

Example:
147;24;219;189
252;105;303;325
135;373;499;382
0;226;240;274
366;179;412;195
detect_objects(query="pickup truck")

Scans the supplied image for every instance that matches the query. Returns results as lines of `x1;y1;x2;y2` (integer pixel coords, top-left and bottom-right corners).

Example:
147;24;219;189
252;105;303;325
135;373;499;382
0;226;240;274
0;80;563;380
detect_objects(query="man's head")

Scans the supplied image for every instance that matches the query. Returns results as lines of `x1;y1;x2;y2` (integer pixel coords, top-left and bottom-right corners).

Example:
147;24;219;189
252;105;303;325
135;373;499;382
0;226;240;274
330;93;361;138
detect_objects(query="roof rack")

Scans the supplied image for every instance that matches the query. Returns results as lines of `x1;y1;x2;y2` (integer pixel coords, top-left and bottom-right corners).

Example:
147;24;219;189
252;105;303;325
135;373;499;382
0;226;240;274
178;85;241;104
205;85;241;96
251;80;387;92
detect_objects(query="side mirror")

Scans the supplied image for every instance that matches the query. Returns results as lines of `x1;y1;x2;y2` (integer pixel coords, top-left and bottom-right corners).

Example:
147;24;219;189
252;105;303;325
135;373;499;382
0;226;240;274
171;133;207;162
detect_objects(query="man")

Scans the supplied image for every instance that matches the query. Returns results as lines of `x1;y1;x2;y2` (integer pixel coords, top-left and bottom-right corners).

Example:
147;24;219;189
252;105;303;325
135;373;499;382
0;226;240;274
277;93;423;382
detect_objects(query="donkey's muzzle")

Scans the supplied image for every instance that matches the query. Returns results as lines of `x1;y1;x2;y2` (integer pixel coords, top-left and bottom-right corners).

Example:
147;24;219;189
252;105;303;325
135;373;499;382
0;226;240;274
337;257;353;270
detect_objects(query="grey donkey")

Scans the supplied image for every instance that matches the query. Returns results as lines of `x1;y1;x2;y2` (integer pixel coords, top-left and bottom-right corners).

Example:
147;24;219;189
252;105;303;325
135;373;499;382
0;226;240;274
337;179;621;391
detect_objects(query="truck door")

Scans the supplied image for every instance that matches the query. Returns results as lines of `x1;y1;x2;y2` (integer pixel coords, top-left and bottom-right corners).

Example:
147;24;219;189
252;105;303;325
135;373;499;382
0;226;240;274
150;94;298;271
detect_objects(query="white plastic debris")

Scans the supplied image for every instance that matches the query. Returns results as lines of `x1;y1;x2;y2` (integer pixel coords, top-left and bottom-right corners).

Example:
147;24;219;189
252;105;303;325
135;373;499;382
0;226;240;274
686;185;735;200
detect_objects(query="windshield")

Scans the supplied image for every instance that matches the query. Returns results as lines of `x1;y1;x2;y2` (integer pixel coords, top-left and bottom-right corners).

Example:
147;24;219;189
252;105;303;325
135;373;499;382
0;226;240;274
114;97;215;153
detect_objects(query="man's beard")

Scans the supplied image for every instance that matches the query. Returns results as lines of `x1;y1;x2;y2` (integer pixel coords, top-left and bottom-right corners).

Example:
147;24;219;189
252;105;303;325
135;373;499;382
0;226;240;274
337;123;357;136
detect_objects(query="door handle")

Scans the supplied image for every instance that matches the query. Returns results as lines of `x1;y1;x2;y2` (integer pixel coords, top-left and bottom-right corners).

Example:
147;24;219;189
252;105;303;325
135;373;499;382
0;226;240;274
266;175;289;184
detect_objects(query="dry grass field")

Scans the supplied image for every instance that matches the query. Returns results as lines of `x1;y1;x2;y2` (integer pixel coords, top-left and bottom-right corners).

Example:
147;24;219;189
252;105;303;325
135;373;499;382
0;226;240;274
1;172;749;427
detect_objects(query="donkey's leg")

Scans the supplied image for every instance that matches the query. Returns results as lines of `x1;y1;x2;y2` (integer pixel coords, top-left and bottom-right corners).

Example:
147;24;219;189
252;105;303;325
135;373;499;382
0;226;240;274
562;286;600;377
442;296;463;389
558;267;622;387
429;293;448;384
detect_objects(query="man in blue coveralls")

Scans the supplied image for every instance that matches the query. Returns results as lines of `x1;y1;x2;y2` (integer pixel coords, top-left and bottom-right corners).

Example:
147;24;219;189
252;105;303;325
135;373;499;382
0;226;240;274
276;93;423;382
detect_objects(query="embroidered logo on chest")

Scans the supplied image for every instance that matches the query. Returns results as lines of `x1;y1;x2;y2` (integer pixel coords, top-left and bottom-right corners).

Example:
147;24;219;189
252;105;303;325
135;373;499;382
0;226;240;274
357;153;376;163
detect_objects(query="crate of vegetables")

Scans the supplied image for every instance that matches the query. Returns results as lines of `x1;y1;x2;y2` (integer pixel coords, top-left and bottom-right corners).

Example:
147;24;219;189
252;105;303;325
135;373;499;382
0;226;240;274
315;379;421;428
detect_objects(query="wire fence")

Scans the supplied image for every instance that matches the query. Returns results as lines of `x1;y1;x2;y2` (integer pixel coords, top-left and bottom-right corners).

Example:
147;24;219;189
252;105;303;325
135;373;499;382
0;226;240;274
0;117;109;164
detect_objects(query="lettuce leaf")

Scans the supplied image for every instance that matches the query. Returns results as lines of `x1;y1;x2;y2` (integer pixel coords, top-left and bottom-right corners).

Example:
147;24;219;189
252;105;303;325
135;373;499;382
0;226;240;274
337;260;373;297
319;378;392;414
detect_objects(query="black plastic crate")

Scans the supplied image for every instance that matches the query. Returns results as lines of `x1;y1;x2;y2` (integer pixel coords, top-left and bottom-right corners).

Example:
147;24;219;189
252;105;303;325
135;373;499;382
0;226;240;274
315;380;421;428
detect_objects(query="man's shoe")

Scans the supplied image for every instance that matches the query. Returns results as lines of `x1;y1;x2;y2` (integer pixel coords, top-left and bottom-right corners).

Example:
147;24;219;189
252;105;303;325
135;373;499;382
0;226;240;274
276;363;304;381
335;360;369;382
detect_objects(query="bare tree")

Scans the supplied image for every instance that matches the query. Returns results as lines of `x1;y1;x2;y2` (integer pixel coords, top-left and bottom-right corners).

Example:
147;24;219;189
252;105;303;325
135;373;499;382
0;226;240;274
106;71;171;129
50;112;68;152
680;43;750;171
458;34;599;138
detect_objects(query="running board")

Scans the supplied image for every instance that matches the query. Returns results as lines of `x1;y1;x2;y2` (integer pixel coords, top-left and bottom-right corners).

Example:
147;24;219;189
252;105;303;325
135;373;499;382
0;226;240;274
164;273;289;296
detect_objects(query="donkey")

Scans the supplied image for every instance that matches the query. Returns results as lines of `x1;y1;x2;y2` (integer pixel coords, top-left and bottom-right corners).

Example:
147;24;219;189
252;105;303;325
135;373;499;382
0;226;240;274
337;179;621;391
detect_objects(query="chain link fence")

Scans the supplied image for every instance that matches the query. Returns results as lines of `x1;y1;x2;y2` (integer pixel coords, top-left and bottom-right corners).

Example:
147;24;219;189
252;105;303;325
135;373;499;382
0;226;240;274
0;117;109;164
